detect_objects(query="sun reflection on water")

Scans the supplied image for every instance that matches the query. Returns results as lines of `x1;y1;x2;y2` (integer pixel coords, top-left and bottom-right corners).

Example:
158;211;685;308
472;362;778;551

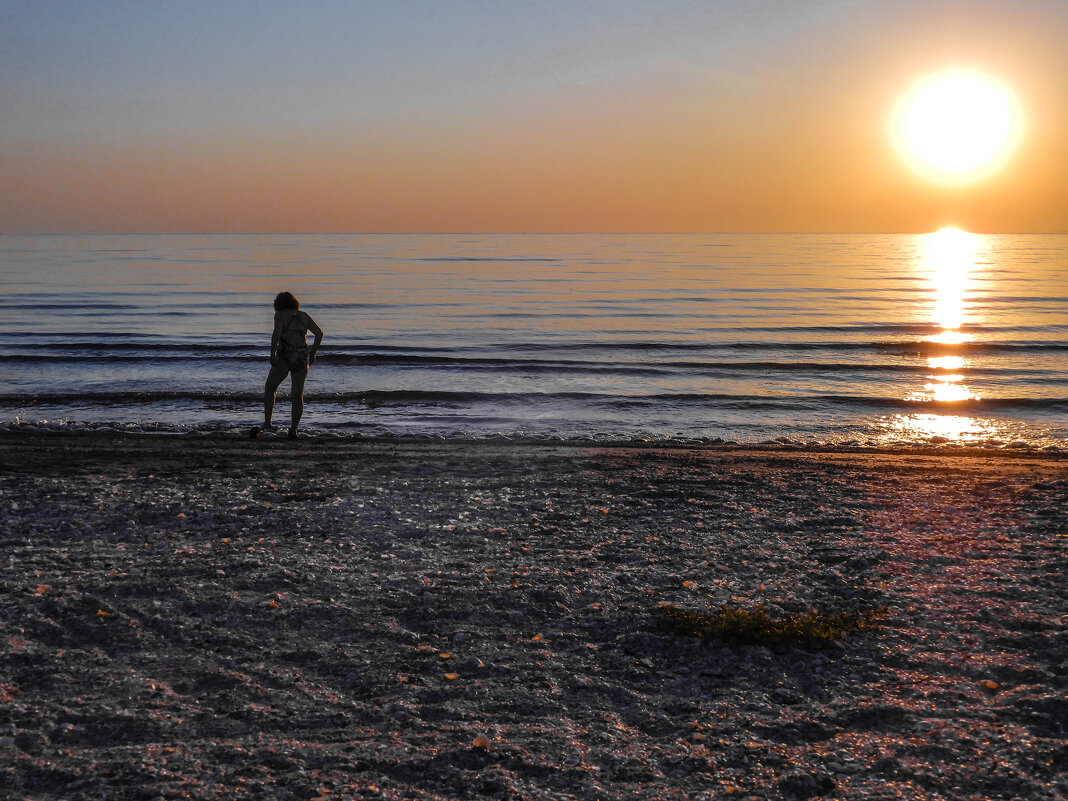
920;380;972;402
923;226;979;335
927;355;965;371
901;227;991;440
884;413;1002;443
928;329;972;345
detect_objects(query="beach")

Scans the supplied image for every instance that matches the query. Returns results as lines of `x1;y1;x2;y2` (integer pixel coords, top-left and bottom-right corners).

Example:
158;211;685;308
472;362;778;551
1;433;1065;801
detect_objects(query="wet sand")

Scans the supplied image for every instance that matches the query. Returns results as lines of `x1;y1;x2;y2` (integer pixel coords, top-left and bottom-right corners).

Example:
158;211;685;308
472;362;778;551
1;433;1065;800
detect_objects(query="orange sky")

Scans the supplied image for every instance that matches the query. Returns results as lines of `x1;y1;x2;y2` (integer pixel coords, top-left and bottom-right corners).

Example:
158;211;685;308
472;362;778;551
2;1;1067;233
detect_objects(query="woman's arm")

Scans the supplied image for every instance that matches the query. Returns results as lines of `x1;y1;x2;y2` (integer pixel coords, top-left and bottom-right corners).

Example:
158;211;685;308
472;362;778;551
270;312;284;364
305;314;324;364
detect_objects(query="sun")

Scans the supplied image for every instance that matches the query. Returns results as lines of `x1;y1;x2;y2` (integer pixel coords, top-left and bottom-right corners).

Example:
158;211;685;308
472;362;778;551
890;69;1025;186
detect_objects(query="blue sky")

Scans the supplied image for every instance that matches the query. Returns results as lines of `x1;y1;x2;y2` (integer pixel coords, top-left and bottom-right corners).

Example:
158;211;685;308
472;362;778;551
3;1;862;139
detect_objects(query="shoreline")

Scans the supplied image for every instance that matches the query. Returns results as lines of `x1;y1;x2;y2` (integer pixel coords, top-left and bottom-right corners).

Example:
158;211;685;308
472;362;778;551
2;434;1065;800
2;428;1066;468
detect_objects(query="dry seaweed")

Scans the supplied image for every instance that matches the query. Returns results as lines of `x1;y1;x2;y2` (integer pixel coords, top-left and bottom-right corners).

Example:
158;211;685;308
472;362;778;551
658;603;886;645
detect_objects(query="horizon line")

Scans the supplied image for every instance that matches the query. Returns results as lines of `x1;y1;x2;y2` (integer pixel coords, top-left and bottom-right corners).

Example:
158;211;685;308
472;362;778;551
3;229;1066;236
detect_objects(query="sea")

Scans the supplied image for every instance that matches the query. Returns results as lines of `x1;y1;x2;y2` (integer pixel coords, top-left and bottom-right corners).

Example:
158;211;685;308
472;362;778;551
1;232;1065;448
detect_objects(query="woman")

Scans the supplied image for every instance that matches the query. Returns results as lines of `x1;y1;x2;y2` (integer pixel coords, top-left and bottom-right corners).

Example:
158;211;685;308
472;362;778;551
251;291;324;440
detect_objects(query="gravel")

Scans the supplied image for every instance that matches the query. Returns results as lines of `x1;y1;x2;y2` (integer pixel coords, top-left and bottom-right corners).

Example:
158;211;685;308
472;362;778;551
0;434;1065;800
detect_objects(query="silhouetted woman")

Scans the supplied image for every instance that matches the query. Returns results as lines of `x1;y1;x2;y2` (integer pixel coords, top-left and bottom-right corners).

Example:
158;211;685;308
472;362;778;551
251;291;324;440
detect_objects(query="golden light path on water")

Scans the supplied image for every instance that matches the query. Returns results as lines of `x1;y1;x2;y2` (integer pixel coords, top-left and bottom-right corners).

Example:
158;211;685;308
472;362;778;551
884;227;1008;444
912;227;979;405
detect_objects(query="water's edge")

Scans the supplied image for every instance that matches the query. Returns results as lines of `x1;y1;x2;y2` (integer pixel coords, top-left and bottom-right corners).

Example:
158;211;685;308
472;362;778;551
2;420;1063;455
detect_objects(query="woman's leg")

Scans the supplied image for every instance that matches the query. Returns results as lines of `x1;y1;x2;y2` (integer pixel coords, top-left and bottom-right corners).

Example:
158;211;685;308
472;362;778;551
263;362;290;427
288;367;308;436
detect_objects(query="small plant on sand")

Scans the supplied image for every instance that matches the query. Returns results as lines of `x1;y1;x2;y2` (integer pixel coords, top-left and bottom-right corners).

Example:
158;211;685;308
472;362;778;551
658;603;886;646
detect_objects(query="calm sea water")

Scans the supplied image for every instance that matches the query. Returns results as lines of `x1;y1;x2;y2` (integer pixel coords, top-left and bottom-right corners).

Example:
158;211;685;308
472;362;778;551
0;233;1065;447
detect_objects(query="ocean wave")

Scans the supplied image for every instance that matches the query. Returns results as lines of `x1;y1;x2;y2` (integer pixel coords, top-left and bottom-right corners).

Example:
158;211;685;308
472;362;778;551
480;339;1068;354
3;389;1066;413
1;342;257;353
0;418;1061;453
7;352;1061;382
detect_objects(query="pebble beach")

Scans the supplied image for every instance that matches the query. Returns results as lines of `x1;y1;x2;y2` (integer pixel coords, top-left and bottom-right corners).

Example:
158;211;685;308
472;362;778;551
1;433;1065;801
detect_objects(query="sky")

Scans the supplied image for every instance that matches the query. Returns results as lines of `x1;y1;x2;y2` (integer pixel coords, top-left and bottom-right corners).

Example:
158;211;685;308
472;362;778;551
2;0;1067;233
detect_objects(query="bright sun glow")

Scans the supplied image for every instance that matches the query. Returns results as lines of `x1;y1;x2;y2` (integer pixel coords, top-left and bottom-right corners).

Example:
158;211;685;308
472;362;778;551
890;69;1024;185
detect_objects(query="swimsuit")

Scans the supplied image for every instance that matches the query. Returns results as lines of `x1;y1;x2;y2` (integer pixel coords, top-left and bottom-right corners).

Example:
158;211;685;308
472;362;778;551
277;312;310;371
